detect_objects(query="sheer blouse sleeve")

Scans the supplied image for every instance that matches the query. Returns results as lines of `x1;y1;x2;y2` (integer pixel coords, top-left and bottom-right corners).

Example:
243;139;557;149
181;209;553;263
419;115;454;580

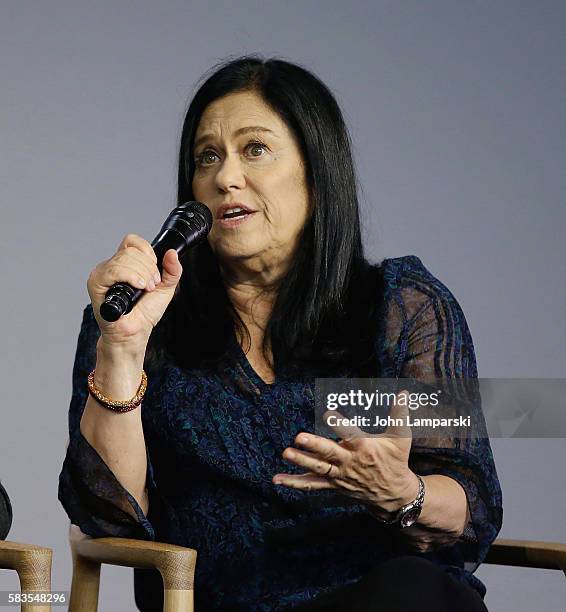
57;305;156;540
378;255;503;571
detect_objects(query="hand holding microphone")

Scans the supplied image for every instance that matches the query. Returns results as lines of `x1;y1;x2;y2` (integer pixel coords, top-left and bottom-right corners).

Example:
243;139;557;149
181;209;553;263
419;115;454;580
87;201;212;352
80;202;211;516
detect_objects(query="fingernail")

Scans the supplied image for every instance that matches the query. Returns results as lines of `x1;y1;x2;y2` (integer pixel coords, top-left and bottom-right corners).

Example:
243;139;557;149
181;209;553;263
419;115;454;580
154;272;161;284
148;278;155;290
138;277;146;287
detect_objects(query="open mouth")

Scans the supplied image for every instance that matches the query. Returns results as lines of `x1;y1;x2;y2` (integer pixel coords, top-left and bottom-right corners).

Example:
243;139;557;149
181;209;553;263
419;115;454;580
223;209;252;219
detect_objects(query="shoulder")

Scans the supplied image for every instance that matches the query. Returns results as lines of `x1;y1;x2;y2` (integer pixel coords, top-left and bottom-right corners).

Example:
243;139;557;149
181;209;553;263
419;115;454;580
377;254;465;308
375;254;473;336
374;255;477;375
379;254;445;293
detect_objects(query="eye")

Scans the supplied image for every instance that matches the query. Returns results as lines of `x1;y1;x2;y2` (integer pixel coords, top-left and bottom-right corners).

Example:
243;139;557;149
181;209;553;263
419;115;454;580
194;141;269;167
194;149;219;167
245;141;268;158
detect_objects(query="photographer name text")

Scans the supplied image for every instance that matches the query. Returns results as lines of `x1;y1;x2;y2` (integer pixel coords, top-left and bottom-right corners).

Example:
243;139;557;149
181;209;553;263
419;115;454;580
325;414;472;428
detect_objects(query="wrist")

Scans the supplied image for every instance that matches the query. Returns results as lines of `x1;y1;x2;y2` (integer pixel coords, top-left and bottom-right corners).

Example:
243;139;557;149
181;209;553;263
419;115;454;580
378;470;420;514
367;472;425;528
95;338;146;399
396;471;421;508
96;336;147;365
366;470;420;518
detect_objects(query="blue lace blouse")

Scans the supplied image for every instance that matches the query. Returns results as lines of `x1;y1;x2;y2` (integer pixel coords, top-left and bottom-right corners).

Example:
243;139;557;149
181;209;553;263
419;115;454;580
58;255;503;611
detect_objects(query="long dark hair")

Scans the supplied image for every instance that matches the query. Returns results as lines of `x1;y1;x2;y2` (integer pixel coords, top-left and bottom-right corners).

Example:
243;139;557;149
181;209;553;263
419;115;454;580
146;54;382;379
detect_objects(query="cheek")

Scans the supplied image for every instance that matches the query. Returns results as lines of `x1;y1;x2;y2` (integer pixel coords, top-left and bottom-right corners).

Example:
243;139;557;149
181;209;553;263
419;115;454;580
273;159;307;195
280;171;310;222
191;175;207;197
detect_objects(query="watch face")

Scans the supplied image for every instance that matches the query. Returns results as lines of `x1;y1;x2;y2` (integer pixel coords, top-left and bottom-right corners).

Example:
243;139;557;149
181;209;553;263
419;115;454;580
400;507;421;528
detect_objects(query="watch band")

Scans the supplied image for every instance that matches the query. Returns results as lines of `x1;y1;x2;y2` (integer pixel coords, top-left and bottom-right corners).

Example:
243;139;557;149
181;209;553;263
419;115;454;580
374;474;425;527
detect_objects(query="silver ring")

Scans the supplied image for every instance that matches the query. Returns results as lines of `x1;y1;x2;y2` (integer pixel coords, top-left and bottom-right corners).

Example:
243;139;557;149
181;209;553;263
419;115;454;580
324;462;334;476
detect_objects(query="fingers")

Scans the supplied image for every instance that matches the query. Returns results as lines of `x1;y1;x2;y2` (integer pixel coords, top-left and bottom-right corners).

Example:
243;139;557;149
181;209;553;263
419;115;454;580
96;261;155;292
117;233;157;265
382;390;412;439
272;472;335;491
160;249;183;286
116;247;161;285
322;410;364;441
116;234;160;284
282;433;351;479
91;234;161;292
282;447;338;478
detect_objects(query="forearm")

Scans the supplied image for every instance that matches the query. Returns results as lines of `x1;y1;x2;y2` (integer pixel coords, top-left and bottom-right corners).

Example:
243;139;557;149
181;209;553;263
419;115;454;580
79;338;149;515
367;473;470;552
401;474;470;551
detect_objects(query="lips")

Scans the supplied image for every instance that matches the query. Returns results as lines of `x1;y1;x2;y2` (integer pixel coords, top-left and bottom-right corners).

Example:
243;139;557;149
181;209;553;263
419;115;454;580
216;203;257;220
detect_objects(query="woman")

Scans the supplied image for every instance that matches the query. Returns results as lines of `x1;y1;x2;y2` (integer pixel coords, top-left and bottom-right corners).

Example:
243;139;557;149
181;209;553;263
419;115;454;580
58;55;502;611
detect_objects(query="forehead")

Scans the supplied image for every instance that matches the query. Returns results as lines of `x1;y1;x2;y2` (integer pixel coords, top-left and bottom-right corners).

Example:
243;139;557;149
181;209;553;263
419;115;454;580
195;91;287;138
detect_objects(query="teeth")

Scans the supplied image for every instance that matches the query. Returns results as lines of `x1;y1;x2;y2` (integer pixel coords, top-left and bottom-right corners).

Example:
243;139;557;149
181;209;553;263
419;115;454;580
222;206;250;219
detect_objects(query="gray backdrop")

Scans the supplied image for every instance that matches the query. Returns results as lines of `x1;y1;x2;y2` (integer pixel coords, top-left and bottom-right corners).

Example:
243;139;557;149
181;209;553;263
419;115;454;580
1;1;564;610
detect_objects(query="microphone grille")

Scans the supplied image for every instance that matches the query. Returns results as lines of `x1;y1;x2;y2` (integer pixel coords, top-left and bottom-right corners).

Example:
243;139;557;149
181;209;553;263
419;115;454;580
178;201;213;231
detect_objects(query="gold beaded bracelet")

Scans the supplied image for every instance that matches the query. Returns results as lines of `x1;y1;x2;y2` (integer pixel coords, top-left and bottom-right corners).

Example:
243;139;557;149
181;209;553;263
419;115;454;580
87;369;148;413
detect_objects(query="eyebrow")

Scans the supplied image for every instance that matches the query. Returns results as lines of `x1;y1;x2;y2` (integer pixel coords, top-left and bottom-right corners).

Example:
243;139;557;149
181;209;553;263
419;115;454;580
193;126;276;150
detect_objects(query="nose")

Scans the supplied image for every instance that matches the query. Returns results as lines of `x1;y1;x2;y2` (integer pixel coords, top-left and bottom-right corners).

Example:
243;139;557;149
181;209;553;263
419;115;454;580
214;154;246;192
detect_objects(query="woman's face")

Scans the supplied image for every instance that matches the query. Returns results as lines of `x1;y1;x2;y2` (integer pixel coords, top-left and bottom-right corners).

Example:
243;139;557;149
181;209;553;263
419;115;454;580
191;90;311;266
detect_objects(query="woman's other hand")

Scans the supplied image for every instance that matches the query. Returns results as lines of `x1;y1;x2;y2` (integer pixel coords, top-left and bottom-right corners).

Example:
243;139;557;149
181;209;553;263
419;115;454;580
273;391;419;515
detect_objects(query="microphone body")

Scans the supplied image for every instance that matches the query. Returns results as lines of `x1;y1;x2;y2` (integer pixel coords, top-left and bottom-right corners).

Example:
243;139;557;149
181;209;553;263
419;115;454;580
100;201;213;322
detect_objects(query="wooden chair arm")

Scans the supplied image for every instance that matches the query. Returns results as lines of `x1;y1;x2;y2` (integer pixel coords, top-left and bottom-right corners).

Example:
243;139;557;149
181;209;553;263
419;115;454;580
68;525;197;612
485;538;566;576
0;541;53;611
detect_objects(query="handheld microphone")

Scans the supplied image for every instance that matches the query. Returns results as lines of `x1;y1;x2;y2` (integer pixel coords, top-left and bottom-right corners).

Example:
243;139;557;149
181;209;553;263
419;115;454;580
100;201;213;322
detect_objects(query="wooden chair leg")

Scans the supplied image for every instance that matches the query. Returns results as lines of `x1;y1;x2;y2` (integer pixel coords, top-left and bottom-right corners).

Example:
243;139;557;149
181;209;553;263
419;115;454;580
68;525;197;612
162;588;194;612
155;550;196;612
18;551;52;612
69;554;101;612
0;542;52;612
159;559;195;612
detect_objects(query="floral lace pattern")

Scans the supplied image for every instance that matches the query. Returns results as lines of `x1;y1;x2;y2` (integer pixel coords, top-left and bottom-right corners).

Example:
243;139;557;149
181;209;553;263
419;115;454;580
58;255;502;611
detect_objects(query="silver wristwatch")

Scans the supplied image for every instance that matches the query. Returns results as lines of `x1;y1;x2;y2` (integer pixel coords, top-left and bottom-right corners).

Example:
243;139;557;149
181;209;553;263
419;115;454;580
375;474;425;529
